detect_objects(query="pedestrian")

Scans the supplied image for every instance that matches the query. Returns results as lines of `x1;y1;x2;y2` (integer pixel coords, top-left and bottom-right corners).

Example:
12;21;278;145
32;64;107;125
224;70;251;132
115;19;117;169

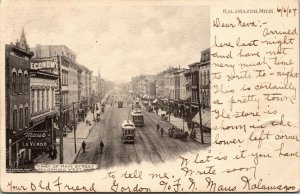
156;123;160;132
53;147;57;159
48;146;53;159
160;127;164;137
82;141;86;153
99;141;104;152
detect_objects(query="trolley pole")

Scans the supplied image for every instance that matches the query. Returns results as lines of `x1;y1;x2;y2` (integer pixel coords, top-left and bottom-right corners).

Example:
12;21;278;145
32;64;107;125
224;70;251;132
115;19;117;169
196;73;204;144
58;55;64;163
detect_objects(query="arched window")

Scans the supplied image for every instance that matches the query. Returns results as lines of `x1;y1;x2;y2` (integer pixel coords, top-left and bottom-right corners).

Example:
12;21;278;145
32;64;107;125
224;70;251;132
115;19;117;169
42;89;45;110
12;106;18;130
31;87;35;114
24;70;28;93
207;70;210;84
12;68;17;93
24;104;29;127
52;88;55;109
46;88;49;109
18;69;23;93
200;72;202;85
37;89;40;112
19;104;24;130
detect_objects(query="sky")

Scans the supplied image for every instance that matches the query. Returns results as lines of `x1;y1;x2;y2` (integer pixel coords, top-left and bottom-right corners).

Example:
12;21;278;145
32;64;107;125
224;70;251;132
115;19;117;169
1;1;210;83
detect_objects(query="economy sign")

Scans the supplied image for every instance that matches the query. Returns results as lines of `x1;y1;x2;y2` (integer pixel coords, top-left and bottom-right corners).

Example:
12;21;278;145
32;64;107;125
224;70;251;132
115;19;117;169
30;57;58;74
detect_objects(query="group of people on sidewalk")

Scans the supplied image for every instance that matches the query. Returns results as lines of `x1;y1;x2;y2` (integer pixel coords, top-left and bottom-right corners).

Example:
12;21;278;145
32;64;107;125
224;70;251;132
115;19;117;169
156;122;197;140
47;145;58;160
81;140;104;153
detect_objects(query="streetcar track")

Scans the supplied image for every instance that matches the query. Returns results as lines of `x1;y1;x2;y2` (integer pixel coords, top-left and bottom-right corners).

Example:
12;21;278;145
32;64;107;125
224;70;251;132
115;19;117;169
136;126;164;163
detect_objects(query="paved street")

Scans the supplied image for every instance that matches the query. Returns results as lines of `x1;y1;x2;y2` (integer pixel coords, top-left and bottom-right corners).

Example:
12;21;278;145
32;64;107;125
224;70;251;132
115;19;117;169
75;98;209;169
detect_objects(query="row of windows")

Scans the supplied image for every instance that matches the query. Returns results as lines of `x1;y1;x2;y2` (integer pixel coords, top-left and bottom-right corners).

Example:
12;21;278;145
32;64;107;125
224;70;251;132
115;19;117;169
12;105;29;131
200;70;210;85
62;70;68;86
31;88;55;114
12;69;28;94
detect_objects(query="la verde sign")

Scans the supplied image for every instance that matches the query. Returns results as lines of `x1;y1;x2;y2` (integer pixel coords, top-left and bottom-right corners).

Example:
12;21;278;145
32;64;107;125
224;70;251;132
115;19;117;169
21;131;51;149
20;139;50;149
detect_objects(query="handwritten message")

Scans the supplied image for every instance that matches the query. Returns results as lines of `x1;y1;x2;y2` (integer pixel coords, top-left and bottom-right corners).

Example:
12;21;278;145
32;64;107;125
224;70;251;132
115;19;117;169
209;3;299;192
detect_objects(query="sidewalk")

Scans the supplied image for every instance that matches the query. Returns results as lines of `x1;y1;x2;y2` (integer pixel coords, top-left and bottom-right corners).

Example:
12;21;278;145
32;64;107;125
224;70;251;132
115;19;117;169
34;103;102;165
67;109;95;139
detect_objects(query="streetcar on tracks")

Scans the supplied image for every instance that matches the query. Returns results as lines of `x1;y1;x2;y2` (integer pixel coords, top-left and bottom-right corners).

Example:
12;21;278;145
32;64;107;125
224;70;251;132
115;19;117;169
118;101;123;108
135;101;141;109
130;109;144;127
121;120;136;144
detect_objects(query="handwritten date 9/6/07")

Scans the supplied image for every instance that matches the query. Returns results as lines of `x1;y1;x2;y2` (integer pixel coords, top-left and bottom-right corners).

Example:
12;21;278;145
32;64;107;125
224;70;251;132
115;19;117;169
277;6;297;17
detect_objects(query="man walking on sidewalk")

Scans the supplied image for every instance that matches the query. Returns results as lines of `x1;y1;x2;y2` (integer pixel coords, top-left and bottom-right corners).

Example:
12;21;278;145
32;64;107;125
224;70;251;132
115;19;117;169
156;123;160;132
160;127;164;137
82;141;86;153
53;147;57;159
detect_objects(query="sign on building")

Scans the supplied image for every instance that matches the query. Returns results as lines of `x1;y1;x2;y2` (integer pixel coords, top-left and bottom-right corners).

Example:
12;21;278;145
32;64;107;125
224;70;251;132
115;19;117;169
30;57;59;75
20;131;51;149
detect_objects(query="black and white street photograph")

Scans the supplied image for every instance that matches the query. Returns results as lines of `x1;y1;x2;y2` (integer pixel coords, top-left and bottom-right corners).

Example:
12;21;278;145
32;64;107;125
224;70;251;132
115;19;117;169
4;3;211;172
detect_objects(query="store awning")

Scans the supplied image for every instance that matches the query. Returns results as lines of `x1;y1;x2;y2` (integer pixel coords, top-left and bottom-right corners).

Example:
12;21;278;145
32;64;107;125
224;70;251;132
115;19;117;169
153;99;158;103
192;109;211;129
161;98;168;102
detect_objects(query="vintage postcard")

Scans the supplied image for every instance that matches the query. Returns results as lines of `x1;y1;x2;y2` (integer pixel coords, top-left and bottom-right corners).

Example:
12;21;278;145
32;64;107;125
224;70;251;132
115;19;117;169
0;0;299;192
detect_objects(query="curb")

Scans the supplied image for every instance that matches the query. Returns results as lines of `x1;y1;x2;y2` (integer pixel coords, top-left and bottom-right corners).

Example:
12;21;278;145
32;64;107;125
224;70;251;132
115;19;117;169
73;147;82;163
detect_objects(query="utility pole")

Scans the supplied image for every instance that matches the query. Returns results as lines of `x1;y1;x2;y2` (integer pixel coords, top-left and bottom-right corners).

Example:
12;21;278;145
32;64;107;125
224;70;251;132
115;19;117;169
73;102;77;153
168;66;171;122
196;72;204;144
58;55;64;163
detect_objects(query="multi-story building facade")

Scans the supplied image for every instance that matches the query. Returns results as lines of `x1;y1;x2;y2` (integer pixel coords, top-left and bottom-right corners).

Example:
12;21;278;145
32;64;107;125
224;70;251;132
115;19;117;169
91;76;98;96
5;29;34;169
31;44;93;125
199;48;210;109
189;62;200;117
29;68;58;161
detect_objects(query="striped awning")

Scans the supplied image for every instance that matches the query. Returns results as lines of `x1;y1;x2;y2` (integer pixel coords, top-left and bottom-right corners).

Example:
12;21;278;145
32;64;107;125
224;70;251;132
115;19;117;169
192;109;211;129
